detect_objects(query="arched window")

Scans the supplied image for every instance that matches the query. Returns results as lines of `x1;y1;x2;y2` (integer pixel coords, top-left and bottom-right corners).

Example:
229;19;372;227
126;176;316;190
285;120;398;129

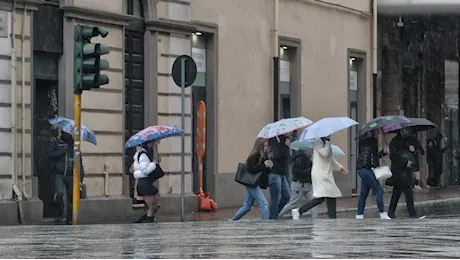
125;0;144;18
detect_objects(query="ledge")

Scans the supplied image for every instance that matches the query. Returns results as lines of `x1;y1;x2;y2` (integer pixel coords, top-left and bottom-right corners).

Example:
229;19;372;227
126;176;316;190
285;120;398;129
146;18;196;35
62;5;132;26
0;0;40;11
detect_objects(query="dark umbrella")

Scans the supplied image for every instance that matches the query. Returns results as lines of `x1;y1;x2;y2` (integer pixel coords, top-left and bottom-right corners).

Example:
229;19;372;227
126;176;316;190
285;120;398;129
406;118;437;132
385;117;437;134
359;115;412;136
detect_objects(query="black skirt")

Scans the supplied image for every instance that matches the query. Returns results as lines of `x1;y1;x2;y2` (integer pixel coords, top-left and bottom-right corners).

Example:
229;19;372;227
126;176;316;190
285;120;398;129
137;175;159;196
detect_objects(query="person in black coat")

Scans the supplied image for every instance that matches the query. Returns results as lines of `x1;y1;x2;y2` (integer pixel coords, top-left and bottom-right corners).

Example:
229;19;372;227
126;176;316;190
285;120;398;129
355;129;391;219
267;134;291;219
277;150;318;218
386;130;424;219
232;138;272;220
427;132;445;187
405;130;425;188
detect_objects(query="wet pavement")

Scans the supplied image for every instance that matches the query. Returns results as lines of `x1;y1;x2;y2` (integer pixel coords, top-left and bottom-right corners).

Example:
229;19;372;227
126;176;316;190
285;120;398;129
130;186;460;223
2;218;460;258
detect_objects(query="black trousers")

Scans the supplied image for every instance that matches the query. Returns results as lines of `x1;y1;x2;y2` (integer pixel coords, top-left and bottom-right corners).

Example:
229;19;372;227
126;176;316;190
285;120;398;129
388;186;417;218
299;197;337;218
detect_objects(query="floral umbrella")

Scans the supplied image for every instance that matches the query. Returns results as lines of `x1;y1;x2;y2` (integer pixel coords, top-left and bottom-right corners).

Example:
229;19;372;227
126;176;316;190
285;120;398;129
49;116;97;145
125;125;184;148
257;117;313;139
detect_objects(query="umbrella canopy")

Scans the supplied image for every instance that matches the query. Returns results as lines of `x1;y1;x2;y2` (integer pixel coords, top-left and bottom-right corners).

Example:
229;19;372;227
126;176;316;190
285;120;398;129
300;117;358;140
49;116;97;145
359;115;412;136
290;140;345;156
406;118;437;132
125;125;184;148
257;117;313;139
385;117;437;134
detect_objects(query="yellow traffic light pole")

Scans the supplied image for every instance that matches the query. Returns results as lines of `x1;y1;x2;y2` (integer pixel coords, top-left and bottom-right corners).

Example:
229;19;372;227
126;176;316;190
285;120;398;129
72;93;82;225
72;24;109;225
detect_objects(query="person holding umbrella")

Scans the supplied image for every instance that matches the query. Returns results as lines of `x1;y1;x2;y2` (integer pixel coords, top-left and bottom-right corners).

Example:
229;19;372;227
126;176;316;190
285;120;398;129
386;128;425;219
355;129;391;220
125;125;184;223
132;141;162;223
48;116;95;225
291;117;355;219
49;131;85;225
256;117;314;219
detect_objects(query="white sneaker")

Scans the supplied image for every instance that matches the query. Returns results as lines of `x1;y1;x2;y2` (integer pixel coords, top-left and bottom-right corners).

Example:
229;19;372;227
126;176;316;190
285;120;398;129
291;208;300;220
379;212;391;219
356;214;364;220
414;185;423;190
418;215;426;219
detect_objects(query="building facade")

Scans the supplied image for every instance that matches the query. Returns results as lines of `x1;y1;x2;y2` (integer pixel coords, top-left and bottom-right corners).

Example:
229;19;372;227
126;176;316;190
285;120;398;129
0;0;373;225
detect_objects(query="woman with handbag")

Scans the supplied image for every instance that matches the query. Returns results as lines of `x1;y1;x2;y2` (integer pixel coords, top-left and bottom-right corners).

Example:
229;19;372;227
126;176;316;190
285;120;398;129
232;138;272;220
355;129;391;220
133;141;163;223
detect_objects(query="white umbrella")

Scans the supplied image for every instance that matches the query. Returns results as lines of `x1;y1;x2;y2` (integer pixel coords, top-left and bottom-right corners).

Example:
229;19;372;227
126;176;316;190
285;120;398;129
300;117;358;140
290;140;345;156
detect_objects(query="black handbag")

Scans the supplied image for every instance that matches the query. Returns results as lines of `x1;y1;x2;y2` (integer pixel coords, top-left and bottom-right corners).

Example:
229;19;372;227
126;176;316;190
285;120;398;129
150;164;165;181
235;163;264;187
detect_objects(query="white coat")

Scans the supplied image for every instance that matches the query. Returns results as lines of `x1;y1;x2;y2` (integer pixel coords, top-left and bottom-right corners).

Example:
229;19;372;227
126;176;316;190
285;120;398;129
311;139;344;198
133;146;156;179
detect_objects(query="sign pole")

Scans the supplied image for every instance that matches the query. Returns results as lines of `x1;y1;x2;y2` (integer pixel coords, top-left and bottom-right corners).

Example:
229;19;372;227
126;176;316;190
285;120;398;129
180;57;186;222
72;93;82;225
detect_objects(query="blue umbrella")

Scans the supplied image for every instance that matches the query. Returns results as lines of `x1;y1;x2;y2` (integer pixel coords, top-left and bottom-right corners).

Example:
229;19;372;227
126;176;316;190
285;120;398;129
125;125;184;148
49;116;97;145
290;140;345;157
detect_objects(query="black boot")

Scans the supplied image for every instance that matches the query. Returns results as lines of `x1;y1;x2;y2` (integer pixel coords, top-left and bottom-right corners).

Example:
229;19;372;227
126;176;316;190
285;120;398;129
144;216;155;223
134;211;147;223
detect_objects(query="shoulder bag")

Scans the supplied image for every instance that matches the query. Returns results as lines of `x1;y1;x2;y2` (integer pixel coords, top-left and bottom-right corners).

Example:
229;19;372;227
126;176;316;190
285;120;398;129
235;163;265;187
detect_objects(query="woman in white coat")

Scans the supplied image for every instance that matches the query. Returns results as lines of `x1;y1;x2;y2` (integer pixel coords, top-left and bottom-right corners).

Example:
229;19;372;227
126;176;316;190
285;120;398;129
292;136;348;219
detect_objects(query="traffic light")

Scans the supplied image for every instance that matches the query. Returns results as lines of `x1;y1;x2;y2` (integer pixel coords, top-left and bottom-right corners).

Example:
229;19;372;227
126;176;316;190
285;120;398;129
73;25;110;94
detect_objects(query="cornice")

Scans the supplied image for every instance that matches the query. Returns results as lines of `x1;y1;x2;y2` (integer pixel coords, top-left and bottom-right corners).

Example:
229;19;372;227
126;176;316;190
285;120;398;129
61;5;132;26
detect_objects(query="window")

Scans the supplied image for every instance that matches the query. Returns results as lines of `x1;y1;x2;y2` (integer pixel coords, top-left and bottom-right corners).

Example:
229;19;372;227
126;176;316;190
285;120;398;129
125;0;144;18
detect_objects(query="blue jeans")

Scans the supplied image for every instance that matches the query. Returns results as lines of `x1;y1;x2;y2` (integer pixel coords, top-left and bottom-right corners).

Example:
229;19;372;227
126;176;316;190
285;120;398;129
357;168;385;215
268;173;291;219
232;185;269;220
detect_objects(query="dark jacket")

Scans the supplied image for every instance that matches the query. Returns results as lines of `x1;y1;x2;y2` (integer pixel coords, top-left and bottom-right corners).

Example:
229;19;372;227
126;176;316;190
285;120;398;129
386;134;413;187
246;154;269;189
427;138;444;173
357;137;387;170
291;151;312;184
267;135;289;175
49;138;85;182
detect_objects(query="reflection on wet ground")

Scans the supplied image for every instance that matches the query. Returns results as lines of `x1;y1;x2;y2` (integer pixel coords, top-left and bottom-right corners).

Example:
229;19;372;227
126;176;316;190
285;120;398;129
1;219;460;258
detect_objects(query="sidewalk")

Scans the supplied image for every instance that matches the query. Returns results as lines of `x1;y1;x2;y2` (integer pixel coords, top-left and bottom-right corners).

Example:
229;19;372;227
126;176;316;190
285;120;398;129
153;186;460;222
46;186;460;225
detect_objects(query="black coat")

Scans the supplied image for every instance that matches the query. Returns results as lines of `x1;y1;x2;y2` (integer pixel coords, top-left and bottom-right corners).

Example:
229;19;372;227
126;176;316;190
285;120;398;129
267;135;289;175
386;134;414;187
246;154;269;189
291;151;312;184
357;137;386;170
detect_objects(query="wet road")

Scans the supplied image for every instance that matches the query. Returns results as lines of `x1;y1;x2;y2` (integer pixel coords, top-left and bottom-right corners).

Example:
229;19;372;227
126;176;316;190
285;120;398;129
1;219;460;258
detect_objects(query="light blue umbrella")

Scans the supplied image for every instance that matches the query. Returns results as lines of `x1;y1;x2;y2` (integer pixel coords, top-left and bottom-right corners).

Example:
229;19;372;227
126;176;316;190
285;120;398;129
290;140;345;157
49;116;97;145
300;117;358;140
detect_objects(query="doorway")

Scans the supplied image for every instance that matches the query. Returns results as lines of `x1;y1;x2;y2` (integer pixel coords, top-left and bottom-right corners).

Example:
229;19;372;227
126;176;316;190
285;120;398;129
348;51;367;195
34;79;59;218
